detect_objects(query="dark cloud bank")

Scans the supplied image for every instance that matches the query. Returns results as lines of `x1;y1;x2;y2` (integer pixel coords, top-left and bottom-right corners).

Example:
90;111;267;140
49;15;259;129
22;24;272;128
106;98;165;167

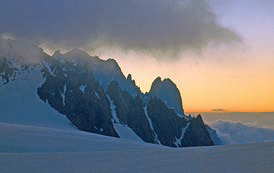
0;0;240;59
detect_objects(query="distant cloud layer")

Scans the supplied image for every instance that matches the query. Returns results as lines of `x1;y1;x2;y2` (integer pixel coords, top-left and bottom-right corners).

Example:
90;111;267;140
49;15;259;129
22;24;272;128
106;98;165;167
0;0;240;58
211;120;274;145
211;109;226;112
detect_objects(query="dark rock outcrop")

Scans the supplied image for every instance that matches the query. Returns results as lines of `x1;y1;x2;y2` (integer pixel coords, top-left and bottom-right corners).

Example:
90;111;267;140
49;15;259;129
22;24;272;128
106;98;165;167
146;97;187;147
206;125;223;145
53;50;142;96
107;81;155;143
148;77;184;115
37;57;118;137
181;115;214;147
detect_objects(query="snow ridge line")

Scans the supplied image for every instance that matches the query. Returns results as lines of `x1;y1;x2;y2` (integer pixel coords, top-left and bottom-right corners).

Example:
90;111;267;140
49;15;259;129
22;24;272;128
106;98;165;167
144;104;162;145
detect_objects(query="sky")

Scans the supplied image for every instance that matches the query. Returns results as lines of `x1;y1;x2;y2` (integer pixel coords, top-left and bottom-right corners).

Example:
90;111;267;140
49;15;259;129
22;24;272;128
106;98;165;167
0;0;273;112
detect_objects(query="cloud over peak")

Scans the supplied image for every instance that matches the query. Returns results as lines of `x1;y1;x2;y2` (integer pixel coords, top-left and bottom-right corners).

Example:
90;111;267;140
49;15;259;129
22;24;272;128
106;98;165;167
0;0;240;59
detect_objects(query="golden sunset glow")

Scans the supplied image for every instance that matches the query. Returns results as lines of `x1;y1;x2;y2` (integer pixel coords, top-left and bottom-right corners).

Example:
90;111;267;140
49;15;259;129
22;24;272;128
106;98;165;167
96;47;274;113
17;0;274;114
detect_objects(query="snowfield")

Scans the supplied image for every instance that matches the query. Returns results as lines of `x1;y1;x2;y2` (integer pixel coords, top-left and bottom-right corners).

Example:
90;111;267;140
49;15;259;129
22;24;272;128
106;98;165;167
0;69;73;130
0;123;273;173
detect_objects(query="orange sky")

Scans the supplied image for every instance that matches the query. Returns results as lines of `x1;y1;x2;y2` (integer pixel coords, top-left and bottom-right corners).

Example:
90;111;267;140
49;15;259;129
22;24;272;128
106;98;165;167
42;43;274;113
39;1;274;113
95;45;274;113
1;0;273;113
91;3;274;113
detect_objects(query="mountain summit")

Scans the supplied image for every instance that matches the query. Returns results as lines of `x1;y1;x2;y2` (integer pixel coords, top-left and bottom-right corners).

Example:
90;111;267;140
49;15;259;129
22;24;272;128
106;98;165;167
0;39;220;147
149;77;184;116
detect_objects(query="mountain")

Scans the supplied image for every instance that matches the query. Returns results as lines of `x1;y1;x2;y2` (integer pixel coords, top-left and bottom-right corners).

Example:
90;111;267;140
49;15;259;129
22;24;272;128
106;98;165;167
148;77;184;116
53;49;141;96
0;39;73;129
0;39;220;147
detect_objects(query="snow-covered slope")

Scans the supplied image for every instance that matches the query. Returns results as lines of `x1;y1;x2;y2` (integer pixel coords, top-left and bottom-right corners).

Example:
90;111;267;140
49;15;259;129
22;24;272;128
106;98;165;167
0;39;73;129
0;122;273;173
0;69;73;129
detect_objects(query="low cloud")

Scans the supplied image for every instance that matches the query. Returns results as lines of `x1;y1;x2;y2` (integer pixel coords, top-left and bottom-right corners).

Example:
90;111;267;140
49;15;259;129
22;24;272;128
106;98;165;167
211;109;226;112
210;120;274;145
0;33;15;40
0;0;240;59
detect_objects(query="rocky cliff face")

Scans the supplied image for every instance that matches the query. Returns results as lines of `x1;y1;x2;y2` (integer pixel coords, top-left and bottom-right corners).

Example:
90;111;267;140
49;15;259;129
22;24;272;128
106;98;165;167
53;49;141;96
146;97;187;147
37;57;118;137
181;115;214;147
107;81;155;143
0;39;220;148
148;77;184;116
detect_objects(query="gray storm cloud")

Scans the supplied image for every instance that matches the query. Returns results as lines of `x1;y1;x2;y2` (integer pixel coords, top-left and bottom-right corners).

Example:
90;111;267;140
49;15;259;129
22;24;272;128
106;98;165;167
0;0;240;59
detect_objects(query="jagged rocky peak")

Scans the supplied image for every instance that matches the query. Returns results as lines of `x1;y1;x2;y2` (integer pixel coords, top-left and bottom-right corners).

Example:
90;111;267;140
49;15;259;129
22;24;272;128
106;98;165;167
107;80;155;143
126;73;136;85
149;77;184;116
181;114;215;147
127;74;132;80
52;48;140;96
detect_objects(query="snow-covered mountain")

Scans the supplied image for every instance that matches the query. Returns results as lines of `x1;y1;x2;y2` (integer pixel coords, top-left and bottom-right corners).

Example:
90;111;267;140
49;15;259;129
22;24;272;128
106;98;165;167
0;40;73;129
53;48;141;96
0;39;219;147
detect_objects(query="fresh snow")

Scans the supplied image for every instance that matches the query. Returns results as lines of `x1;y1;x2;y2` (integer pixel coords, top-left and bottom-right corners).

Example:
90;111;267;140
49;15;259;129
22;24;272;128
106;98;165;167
0;68;73;129
107;95;120;123
163;100;184;118
79;85;86;93
95;92;100;99
174;122;190;147
176;113;184;118
106;95;143;141
41;60;56;76
144;104;162;144
0;122;273;173
61;84;66;106
113;123;144;142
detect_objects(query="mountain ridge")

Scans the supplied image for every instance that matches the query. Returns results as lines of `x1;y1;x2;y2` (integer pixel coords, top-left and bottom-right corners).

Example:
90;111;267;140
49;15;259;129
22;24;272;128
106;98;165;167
0;39;220;147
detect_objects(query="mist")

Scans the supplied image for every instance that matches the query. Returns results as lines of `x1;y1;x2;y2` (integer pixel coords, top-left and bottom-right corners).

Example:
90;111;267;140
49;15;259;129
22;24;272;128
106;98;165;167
211;120;274;145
